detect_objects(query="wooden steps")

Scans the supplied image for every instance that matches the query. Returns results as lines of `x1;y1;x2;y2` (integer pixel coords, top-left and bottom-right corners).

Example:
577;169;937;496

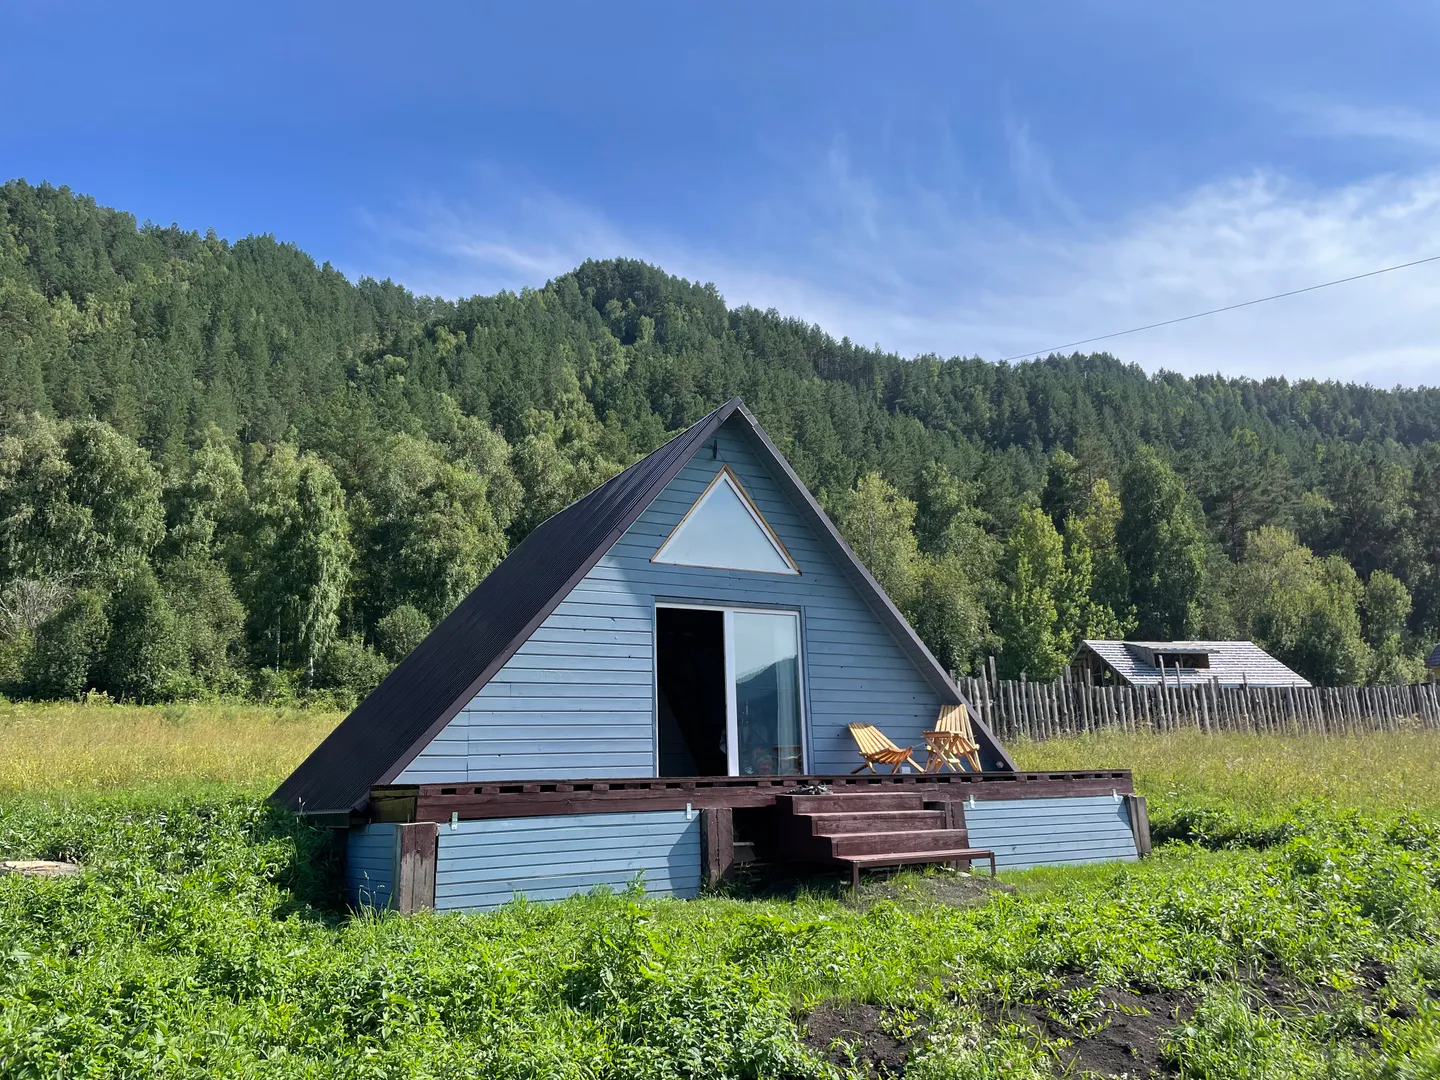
839;848;997;889
770;791;995;887
805;809;946;834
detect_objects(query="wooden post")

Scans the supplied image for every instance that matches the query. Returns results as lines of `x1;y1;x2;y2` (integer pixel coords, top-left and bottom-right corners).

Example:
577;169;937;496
393;821;438;915
987;656;1001;738
1156;656;1169;727
700;807;735;887
1124;794;1153;857
1018;673;1031;739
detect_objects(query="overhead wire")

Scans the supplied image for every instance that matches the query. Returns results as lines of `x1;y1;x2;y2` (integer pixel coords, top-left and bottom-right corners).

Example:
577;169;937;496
999;254;1440;362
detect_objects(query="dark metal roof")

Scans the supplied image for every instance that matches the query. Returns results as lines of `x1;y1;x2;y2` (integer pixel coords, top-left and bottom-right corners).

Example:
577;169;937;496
1077;639;1311;688
1427;643;1440;668
274;398;1012;813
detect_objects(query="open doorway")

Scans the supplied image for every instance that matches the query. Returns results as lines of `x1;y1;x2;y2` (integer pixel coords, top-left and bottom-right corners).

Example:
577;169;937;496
656;607;727;776
656;604;806;778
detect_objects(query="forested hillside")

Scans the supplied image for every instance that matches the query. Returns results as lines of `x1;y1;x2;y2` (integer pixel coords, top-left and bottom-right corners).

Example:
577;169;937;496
2;179;1438;704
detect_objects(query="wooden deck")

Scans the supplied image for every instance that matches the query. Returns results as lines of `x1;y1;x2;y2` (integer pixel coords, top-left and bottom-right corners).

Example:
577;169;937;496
364;769;1135;824
351;770;1147;911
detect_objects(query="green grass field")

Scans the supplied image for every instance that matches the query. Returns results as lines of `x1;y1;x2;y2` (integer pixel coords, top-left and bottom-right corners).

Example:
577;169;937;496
1;704;1437;1079
0;699;339;797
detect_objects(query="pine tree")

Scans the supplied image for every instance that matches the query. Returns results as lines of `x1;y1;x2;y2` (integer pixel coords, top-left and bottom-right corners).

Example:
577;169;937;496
1119;448;1209;640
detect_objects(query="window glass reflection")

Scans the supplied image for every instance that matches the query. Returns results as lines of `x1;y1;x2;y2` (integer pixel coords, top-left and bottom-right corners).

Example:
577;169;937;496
732;611;803;775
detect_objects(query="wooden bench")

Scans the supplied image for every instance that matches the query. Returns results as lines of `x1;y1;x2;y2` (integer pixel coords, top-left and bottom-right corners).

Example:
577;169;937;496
837;847;997;889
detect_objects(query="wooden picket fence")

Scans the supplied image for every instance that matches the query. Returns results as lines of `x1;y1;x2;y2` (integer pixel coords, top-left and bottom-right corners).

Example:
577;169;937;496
959;659;1440;742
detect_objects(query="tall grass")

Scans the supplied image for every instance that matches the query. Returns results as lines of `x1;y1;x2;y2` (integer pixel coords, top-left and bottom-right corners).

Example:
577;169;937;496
0;700;340;796
2;701;1439;819
1013;729;1440;818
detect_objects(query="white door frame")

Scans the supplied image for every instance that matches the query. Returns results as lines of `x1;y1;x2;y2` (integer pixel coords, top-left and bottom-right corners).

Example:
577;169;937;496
653;601;808;776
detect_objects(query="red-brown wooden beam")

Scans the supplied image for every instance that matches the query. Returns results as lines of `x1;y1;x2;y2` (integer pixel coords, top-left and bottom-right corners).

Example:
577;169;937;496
364;770;1134;825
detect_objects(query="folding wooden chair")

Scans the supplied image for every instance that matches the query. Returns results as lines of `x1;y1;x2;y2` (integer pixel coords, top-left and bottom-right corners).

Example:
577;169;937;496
923;703;983;772
846;723;923;773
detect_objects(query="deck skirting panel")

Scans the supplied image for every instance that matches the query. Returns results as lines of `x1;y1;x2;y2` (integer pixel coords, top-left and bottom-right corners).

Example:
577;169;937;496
345;823;397;908
433;810;702;912
963;794;1141;870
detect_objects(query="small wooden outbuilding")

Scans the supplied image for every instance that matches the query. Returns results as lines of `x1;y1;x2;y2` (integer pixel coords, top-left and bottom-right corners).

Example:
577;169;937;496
1427;644;1440;683
276;400;1145;912
1074;639;1311;689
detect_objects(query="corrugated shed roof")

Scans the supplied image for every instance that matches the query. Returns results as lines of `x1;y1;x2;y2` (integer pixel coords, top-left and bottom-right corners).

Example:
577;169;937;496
1077;640;1312;688
274;399;1012;814
1427;643;1440;668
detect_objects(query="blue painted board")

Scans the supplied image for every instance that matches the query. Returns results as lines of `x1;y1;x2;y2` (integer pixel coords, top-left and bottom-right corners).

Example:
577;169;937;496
399;415;944;783
434;810;701;912
346;823;396;908
965;795;1139;870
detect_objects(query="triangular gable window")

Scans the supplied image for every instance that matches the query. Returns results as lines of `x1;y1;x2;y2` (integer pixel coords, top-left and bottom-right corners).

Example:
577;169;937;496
653;466;799;575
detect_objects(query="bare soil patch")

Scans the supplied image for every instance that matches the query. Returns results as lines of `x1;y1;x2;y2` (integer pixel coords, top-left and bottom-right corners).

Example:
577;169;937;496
988;984;1192;1078
803;1001;910;1078
0;859;81;878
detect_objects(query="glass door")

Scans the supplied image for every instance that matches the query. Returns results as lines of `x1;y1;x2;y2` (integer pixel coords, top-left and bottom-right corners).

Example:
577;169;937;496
655;604;806;777
727;610;804;776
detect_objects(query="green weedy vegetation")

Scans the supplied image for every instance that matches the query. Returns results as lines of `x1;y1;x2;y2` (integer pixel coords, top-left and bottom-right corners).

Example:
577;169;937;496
1;759;1439;1077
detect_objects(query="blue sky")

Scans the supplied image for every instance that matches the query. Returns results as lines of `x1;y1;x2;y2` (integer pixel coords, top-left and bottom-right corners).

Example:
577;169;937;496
5;1;1440;385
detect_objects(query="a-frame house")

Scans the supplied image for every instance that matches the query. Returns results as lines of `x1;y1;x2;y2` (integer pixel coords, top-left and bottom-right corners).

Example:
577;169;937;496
276;399;1144;911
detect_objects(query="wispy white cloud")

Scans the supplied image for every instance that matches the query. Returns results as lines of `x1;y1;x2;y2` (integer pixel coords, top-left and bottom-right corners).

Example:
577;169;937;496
1292;102;1440;150
1003;115;1083;225
971;171;1440;385
358;151;1440;388
356;178;637;297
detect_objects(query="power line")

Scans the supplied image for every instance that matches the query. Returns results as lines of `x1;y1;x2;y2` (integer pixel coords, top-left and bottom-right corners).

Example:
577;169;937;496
999;254;1440;363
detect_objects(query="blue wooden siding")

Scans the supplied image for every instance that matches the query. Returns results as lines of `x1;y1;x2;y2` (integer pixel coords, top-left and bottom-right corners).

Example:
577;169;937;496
434;810;701;911
346;823;396;908
965;795;1139;870
399;415;943;782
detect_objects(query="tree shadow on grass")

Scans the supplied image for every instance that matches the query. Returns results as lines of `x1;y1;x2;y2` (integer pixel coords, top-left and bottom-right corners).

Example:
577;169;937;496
717;861;1013;911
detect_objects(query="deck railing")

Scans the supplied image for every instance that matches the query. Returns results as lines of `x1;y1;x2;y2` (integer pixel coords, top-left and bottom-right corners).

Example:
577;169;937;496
960;660;1440;741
